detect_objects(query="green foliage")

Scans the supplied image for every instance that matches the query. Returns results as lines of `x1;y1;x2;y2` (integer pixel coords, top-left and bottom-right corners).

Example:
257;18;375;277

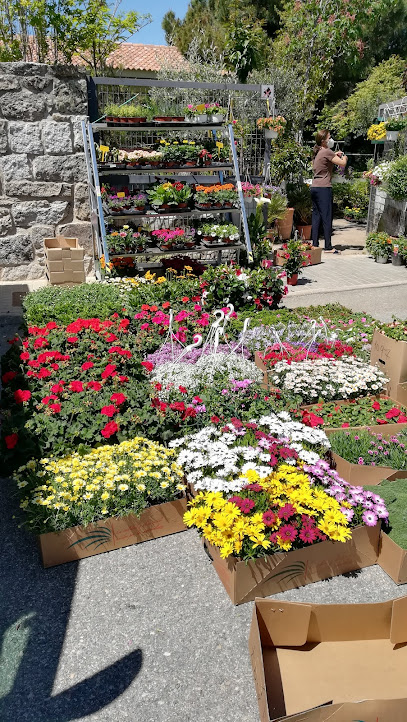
330;428;407;468
332;179;370;215
365;479;407;550
0;0;151;72
269;139;312;184
224;3;269;83
385;155;407;201
22;283;125;327
286;182;312;225
318;56;407;138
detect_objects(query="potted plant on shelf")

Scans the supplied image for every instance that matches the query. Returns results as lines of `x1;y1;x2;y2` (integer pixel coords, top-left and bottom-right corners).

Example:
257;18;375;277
215;224;240;244
287;182;312;240
367;122;387;144
147;182;192;212
121;104;148;124
391;238;406;266
153;105;185;122
151;228;186;251
256;115;286;139
181;144;199;166
184;104;208;124
385;118;407;141
183;228;197;248
278;238;308;285
343;206;365;222
104;103;121;124
161;144;186;168
198;148;213;167
196;222;219;243
205;103;226;123
130;232;150;253
107;195;130;214
130;193;148;214
366;231;393;263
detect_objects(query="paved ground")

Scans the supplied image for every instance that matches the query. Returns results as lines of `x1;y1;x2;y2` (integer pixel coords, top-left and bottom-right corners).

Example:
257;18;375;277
2;239;407;722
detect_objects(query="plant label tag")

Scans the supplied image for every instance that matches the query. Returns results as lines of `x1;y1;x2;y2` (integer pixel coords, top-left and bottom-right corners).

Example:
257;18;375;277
99;144;109;161
196;103;206;112
216;142;224;149
117;192;125;198
261;84;274;100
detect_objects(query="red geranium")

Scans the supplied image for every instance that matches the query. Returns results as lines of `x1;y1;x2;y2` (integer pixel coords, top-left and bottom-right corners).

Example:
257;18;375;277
2;371;17;383
110;393;126;405
49;403;61;413
70;380;84;392
372;401;381;411
81;361;94;371
141;361;154;373
5;433;18;449
101;405;118;417
87;381;102;391
13;389;31;404
101;420;119;438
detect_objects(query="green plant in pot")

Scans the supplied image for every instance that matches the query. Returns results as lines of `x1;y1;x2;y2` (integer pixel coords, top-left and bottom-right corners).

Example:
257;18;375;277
278;238;306;285
121;104;148;122
161;144;186;167
385;118;407;141
366;232;393;263
286;182;312;240
104;103;122;122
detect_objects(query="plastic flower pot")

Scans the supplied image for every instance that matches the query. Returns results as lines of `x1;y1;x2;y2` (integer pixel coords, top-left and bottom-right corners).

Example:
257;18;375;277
386;131;399;141
196;114;207;123
265;128;278;139
392;253;404;266
296;224;312;241
153;116;184;122
211;114;225;123
127;117;147;124
375;255;389;264
287;273;298;285
276;208;294;240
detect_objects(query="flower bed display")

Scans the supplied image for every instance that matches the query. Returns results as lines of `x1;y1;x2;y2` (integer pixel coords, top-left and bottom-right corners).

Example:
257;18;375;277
269;357;387;403
330;428;407;485
14;437;187;566
297;396;407;434
183;457;383;603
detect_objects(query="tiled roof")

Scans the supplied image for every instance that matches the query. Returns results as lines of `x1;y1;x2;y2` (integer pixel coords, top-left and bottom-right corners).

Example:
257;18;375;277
105;44;187;72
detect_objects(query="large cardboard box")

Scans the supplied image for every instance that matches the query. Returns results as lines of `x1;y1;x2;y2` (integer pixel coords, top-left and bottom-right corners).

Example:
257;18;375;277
44;236;85;285
332;451;407;486
274;247;322;267
378;530;407;584
204;522;380;605
249;596;407;722
39;498;187;567
370;328;407;398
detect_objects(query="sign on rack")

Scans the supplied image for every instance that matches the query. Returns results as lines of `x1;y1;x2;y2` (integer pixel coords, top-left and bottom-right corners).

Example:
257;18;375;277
260;84;274;101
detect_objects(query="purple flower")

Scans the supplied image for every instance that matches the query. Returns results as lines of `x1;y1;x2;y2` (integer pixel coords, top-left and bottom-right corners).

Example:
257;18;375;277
357;457;365;465
375;505;389;519
362;510;378;527
341;508;354;522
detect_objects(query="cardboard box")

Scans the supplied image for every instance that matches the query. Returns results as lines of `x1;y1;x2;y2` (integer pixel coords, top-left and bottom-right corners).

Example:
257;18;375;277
204;522;380;605
370;328;407;398
332;451;407;486
395;381;407;407
47;260;65;273
378;529;407;585
39;497;187;567
302;394;407;436
274;247;322;267
249;595;407;722
44;236;85;285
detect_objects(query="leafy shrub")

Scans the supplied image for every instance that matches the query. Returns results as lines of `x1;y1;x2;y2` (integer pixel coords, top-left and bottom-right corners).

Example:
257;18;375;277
386;155;407;201
333;179;369;215
23;284;125;327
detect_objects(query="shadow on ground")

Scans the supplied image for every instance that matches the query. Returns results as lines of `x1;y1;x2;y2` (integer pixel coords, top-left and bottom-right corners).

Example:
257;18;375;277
0;482;142;722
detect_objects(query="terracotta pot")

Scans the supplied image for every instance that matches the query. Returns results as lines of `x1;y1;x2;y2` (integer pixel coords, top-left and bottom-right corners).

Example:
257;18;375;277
196;203;211;209
177;202;188;209
127;117;147;124
153;116;185;122
113;117;122;124
156;204;171;212
105;116;114;123
296;224;312;241
185;161;196;167
276;207;294;240
287;274;298;286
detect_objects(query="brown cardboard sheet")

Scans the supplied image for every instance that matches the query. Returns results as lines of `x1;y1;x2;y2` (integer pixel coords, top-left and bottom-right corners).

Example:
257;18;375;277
370;329;407;398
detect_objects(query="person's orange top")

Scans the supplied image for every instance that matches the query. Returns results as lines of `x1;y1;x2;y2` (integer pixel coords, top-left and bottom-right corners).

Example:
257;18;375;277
312;147;335;187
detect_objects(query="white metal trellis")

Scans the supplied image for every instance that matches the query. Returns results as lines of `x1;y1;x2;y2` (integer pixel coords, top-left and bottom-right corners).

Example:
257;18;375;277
378;97;407;121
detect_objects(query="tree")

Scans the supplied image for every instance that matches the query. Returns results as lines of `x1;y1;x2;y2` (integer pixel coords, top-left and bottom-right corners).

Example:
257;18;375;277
224;3;269;83
273;0;400;131
0;0;151;74
317;55;407;138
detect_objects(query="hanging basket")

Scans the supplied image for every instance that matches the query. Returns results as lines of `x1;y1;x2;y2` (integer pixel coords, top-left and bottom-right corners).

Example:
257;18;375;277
264;129;278;140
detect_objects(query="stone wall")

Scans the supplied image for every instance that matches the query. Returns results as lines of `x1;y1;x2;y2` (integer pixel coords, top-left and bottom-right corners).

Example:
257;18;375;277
0;62;92;281
367;186;407;236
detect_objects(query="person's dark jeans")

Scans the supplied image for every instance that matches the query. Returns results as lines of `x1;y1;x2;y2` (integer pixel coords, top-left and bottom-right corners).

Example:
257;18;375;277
311;186;333;250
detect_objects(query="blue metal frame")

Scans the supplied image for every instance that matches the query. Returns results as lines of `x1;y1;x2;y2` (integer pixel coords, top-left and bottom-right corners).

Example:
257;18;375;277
81;121;110;276
228;123;253;264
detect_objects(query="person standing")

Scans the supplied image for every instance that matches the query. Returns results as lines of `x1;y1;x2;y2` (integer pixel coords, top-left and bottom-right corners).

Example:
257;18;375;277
311;129;347;253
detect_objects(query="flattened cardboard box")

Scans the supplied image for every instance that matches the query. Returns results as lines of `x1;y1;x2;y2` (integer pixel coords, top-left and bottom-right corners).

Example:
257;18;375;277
39;497;187;567
370;328;407;398
249;595;407;722
332;451;407;486
204;522;379;605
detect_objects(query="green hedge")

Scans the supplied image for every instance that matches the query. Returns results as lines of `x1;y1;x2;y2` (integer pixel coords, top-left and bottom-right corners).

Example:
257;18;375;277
22;283;125;327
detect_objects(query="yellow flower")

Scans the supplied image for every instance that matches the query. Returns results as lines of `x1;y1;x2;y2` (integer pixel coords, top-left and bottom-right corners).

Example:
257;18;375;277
118;484;129;492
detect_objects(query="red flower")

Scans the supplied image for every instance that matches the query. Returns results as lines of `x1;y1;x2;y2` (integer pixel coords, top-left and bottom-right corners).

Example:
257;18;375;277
67;336;78;344
376;418;387;425
2;371;17;383
211;415;220;423
240;498;255;514
162;301;171;309
179;386;187;394
37;368;52;379
278;503;296;520
81;361;94;371
110;393;126;405
13;389;31;404
141;304;150;311
87;381;102;391
192;395;202;402
398;414;407;423
70;380;84;392
101;420;118;438
372;401;381;411
5;433;18;449
20;352;30;361
170;402;186;412
341;422;350;428
50;363;59;371
42;394;58;405
182;296;190;303
101;405;118;417
150;305;158;312
141;361;154;373
155;382;162;391
262;510;277;526
51;383;64;394
182;407;197;419
279;524;298;542
385;407;401;419
119;375;129;383
49;403;61;413
101;363;117;379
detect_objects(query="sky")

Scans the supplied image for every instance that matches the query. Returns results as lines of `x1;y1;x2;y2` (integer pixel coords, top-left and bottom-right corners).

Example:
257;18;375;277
120;0;190;45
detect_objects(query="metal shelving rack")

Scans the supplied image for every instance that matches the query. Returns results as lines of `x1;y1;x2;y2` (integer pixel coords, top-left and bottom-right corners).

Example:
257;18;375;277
82;120;253;280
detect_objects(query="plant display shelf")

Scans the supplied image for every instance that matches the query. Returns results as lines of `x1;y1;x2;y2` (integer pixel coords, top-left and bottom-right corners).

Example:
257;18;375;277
97;165;234;176
82;119;252;279
108;243;243;259
92;122;225;131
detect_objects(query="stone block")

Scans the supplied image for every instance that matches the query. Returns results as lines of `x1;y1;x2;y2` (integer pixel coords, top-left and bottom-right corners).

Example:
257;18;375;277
12;200;69;227
21;76;53;92
1;89;47;121
30;225;55;251
0;74;20;91
0;62;49;77
0;233;33;266
33;155;86;183
1;260;46;280
52;78;87;114
8;122;43;154
0;208;14;237
74;183;90;221
5;180;72;198
71;115;88;151
0;155;31;182
41;121;72;154
57;221;92;254
0;120;7;155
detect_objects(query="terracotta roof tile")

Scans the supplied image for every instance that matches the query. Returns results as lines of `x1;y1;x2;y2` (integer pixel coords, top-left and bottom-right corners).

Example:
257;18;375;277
105;44;187;72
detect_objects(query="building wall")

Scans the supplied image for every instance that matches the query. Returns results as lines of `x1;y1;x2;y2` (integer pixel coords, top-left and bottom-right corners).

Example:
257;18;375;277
0;62;93;281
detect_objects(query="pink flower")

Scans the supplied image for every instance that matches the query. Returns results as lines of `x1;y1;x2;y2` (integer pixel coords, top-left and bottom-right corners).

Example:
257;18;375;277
81;361;94;371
